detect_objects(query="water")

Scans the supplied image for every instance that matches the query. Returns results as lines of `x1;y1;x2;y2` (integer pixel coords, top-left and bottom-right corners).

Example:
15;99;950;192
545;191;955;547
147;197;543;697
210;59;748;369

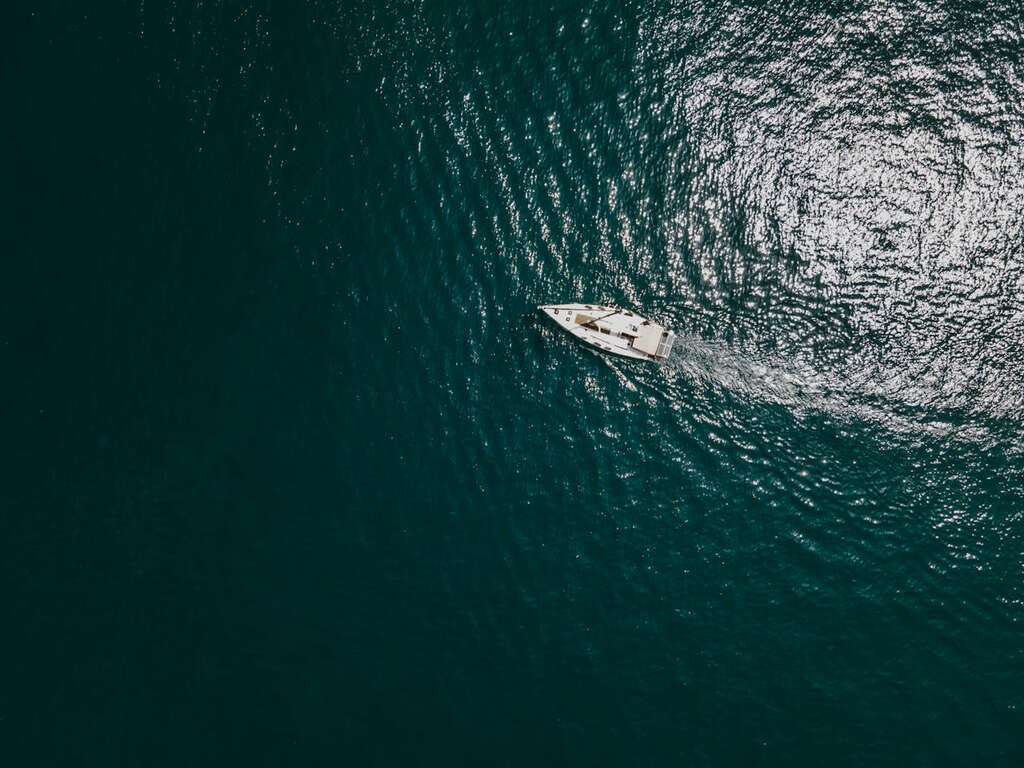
8;1;1024;764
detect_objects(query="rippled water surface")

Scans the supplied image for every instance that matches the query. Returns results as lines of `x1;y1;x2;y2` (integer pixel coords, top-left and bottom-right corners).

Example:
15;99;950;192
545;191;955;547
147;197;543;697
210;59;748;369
10;1;1024;764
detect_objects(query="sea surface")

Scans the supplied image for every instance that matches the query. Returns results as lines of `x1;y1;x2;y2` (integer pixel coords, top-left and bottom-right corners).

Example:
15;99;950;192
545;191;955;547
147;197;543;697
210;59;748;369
8;1;1024;765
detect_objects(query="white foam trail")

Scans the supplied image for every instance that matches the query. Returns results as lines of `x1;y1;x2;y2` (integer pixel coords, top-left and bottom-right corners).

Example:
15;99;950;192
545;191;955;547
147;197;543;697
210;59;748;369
663;335;1011;449
665;335;830;409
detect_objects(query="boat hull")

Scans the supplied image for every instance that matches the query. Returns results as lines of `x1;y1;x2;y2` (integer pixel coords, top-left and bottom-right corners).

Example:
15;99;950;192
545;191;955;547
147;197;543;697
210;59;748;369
538;303;675;361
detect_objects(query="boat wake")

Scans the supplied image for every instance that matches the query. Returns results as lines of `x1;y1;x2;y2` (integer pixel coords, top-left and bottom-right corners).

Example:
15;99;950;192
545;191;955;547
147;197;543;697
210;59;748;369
661;335;1011;449
664;335;830;410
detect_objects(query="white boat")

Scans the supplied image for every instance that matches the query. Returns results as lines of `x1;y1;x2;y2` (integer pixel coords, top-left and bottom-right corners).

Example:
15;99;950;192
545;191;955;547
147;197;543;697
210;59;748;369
538;303;676;361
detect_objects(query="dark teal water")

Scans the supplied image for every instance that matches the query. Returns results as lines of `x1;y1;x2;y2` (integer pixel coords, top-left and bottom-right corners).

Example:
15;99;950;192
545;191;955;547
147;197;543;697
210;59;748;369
8;1;1024;764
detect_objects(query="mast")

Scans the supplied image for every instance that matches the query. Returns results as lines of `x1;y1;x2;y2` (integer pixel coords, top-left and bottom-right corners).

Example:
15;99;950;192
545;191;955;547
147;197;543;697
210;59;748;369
580;308;619;330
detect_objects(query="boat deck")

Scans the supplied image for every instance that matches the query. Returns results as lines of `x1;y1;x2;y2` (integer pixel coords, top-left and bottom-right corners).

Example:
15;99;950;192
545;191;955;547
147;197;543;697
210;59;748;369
538;303;675;362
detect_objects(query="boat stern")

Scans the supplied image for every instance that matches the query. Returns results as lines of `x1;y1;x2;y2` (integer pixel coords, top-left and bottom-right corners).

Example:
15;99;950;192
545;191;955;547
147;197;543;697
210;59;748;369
657;330;676;359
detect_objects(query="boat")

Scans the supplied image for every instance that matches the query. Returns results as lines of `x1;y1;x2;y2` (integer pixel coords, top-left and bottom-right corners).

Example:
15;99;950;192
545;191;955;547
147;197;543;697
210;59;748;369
538;303;676;361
